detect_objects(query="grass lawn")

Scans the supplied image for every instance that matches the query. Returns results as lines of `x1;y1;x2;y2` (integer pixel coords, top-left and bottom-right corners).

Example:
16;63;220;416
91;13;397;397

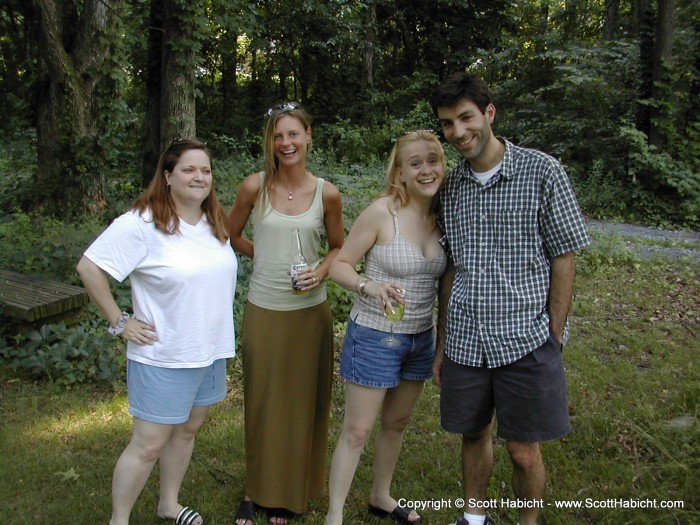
1;256;698;525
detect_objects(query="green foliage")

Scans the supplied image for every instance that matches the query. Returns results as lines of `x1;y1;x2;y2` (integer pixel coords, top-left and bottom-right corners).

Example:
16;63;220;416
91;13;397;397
0;129;37;212
576;230;641;276
326;161;384;232
573;159;630;221
2;0;699;384
493;40;639;174
0;209;132;387
0;211;103;282
0;320;125;387
316;100;438;164
2;0;699;226
619;124;700;227
485;32;700;227
326;280;354;334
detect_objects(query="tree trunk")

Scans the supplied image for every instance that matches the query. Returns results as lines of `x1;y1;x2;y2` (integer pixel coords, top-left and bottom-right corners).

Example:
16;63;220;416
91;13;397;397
602;0;619;41
160;0;197;149
649;0;676;148
564;0;579;37
687;19;700;132
363;0;376;89
33;0;122;218
142;0;164;187
535;2;549;54
653;0;675;82
220;34;239;133
142;0;201;186
636;0;654;139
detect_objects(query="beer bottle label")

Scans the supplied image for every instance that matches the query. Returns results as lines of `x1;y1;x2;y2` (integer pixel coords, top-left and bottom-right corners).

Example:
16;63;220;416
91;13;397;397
291;262;308;293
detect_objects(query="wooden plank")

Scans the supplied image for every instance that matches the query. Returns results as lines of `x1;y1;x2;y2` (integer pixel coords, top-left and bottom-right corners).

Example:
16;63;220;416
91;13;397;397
0;270;89;323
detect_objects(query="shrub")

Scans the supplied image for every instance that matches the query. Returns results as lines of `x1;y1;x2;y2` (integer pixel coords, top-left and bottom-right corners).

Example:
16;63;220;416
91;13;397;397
0;129;37;213
0;319;125;387
0;211;104;282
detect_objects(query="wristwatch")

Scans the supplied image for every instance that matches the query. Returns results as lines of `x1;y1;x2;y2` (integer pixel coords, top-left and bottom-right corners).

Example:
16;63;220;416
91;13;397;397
358;278;370;297
108;312;130;336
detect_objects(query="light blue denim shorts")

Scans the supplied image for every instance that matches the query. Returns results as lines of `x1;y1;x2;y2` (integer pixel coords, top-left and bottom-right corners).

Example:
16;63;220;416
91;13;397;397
127;358;227;424
340;318;435;388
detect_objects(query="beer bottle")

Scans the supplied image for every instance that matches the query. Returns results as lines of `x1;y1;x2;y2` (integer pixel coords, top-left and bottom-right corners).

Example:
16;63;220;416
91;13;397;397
291;228;309;295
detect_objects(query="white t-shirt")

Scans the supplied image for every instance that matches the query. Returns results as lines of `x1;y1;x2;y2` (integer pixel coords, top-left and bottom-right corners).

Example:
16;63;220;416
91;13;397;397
84;209;238;368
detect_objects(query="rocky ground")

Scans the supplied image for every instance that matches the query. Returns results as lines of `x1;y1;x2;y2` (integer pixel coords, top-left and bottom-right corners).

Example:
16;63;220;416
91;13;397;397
586;219;700;262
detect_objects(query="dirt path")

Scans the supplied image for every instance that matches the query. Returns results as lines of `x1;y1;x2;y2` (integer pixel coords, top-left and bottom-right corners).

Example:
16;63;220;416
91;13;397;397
586;219;700;262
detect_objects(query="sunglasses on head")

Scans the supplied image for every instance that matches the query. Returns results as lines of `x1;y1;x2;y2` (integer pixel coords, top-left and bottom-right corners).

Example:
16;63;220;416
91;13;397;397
265;102;300;117
391;129;437;143
170;137;207;147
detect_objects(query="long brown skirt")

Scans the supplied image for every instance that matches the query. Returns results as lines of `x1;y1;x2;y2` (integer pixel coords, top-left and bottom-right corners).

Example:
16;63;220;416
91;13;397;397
242;300;334;514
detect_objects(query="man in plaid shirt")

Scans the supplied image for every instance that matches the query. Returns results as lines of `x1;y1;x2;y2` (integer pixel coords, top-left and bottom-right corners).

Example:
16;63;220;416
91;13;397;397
430;73;590;525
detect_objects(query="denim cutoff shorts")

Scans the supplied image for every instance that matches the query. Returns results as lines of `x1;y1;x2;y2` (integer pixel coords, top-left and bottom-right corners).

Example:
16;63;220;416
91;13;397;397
340;318;435;388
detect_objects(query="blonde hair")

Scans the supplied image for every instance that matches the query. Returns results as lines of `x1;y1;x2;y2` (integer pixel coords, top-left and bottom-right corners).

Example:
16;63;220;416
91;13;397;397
255;102;313;221
381;130;446;213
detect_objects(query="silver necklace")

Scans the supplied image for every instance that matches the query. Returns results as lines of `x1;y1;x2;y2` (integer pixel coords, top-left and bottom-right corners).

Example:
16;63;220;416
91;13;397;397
278;177;295;200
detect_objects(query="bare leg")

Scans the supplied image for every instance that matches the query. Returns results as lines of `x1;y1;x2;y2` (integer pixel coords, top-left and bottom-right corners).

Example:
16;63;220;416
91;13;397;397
109;418;174;525
506;441;545;525
156;405;209;524
325;383;387;525
462;421;494;517
369;379;424;523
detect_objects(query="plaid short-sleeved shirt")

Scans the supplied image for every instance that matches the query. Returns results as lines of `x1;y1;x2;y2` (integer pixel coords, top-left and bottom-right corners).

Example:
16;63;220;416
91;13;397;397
439;139;590;368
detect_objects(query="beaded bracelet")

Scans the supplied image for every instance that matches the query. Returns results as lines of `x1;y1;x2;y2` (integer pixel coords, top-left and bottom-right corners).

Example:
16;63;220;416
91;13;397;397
108;312;130;336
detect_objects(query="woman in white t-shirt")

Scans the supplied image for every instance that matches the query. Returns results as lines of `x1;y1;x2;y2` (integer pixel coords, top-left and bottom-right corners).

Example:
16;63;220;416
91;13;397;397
77;139;237;525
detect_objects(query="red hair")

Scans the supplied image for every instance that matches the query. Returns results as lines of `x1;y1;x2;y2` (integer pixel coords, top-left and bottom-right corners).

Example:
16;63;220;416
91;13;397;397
133;139;229;243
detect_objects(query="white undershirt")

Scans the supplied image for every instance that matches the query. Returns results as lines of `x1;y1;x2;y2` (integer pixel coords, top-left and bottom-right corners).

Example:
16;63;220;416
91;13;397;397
472;161;503;185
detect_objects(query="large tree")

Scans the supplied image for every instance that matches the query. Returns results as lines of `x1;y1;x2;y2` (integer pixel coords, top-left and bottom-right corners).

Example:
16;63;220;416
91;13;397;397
33;0;124;217
649;0;676;148
142;0;205;186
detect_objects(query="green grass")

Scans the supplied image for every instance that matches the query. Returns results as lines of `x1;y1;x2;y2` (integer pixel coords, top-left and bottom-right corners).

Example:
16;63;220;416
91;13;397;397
1;256;698;525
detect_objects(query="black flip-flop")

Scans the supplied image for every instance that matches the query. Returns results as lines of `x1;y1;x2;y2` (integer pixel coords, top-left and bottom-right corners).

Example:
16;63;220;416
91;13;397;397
234;499;258;524
368;503;422;524
265;507;301;523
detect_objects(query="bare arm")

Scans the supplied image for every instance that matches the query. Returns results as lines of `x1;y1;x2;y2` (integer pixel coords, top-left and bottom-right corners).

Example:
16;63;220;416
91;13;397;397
433;259;455;387
329;198;404;308
76;256;123;326
76;256;156;344
292;181;345;292
548;251;576;343
226;173;260;259
317;181;345;281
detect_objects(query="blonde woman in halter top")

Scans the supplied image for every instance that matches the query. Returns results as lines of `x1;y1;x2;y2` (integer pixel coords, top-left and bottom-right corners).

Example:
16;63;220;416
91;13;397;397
227;102;344;525
325;130;448;525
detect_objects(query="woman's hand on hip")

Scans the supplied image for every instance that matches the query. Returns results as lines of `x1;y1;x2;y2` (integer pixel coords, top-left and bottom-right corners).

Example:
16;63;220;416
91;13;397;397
121;318;158;345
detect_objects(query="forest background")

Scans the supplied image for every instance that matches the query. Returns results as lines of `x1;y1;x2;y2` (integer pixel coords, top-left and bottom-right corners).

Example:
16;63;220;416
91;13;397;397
0;1;698;524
